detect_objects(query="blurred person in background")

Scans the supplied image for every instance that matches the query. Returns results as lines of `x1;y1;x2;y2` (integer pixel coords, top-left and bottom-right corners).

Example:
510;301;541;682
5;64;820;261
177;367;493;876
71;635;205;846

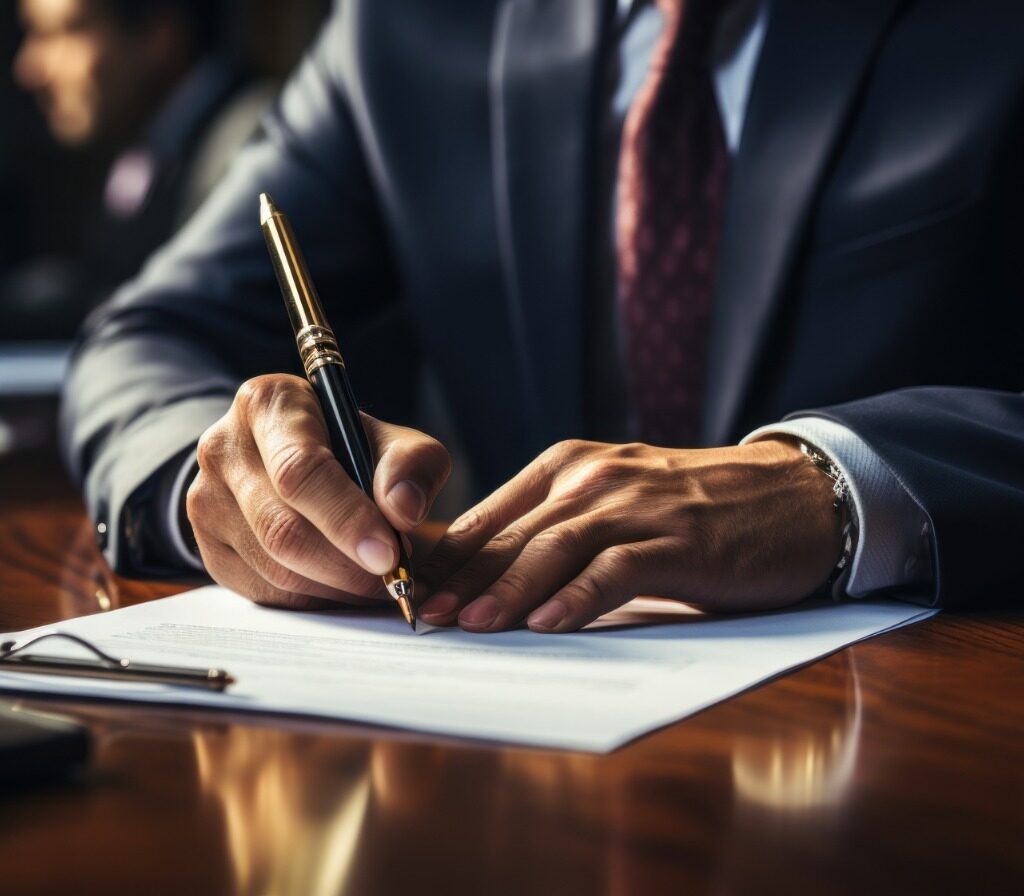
1;0;275;341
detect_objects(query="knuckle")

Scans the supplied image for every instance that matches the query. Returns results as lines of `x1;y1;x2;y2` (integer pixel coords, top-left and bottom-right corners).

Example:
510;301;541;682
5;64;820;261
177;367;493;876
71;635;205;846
196;425;229;473
185;474;213;523
254;505;308;562
557;578;604;612
533;524;585;557
562;458;629;498
602;542;647;572
486;527;527;557
541;438;587;469
616;441;648;459
322;492;381;543
494;567;534;599
270;444;336;502
539;442;563;465
447;507;489;541
428;440;454;483
235;375;278;413
394;436;455;495
184;477;204;515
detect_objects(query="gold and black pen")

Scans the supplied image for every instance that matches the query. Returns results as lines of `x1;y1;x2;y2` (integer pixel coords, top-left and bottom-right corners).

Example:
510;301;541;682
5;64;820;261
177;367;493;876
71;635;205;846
259;192;416;630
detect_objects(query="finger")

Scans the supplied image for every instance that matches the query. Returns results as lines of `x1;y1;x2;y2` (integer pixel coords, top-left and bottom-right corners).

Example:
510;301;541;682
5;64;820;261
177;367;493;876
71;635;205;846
417;498;586;625
218;485;385;604
527;538;675;633
364;414;452;531
189;469;384;605
214;436;385;598
192;519;339;612
453;517;606;632
239;377;399;576
418;456;552;590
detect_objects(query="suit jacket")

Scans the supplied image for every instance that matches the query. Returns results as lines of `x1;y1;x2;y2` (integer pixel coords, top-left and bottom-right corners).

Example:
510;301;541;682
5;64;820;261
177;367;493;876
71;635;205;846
61;0;1024;608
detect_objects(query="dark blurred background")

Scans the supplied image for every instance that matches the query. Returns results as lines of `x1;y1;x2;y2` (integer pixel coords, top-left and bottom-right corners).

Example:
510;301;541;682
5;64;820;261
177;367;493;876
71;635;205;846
0;0;331;455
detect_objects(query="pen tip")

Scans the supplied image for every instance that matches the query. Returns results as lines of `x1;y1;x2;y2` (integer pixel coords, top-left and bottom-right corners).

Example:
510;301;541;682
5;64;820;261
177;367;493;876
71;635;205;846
259;192;277;226
384;566;416;628
396;594;416;629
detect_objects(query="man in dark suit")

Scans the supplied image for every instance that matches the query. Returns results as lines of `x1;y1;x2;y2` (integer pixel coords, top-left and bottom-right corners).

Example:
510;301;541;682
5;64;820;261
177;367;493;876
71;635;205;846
62;0;1024;633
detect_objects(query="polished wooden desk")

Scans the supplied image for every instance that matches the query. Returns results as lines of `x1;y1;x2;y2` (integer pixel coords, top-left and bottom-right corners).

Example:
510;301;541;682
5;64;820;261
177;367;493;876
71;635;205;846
0;448;1021;896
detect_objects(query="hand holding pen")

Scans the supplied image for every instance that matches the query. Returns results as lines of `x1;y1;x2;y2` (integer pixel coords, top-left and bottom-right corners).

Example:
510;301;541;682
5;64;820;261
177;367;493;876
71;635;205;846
182;199;451;624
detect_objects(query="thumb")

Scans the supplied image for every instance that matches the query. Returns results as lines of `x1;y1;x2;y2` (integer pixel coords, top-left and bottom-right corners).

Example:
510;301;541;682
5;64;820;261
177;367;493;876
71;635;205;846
364;415;452;531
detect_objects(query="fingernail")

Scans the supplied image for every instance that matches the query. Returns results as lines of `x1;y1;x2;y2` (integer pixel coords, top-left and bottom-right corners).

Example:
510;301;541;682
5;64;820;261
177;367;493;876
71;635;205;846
387;480;427;526
356;537;396;575
459;594;500;629
419;590;459;619
527;600;567;632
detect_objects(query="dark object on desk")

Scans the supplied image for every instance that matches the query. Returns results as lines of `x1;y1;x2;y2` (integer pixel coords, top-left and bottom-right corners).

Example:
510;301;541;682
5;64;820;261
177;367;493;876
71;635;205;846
259;192;417;629
0;704;89;786
0;631;235;690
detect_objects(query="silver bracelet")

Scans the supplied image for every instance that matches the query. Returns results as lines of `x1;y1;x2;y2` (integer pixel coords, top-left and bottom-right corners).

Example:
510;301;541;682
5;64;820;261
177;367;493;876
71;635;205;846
799;442;856;588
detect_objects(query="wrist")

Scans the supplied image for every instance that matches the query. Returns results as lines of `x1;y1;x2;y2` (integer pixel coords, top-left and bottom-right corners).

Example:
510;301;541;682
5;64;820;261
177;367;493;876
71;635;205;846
744;436;844;593
798;441;856;590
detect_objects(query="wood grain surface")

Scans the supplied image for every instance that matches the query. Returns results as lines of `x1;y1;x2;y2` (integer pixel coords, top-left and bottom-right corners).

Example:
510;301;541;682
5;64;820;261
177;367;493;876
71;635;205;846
0;448;1021;895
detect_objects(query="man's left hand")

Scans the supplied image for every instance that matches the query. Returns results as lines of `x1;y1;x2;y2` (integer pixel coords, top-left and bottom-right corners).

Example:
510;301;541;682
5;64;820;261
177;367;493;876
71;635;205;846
417;438;842;633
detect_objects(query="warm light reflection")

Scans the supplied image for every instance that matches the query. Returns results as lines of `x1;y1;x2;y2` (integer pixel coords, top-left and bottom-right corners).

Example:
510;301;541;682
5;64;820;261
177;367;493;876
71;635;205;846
731;653;862;809
187;726;636;895
191;728;372;896
58;518;124;619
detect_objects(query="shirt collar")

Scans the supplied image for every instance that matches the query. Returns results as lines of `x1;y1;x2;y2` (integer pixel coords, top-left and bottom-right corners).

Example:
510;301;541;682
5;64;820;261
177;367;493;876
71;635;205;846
617;0;766;65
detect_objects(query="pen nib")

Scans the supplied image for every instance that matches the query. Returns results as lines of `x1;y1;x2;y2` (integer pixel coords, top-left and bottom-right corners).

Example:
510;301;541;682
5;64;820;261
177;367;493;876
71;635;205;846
397;595;416;631
259;192;278;226
385;571;416;630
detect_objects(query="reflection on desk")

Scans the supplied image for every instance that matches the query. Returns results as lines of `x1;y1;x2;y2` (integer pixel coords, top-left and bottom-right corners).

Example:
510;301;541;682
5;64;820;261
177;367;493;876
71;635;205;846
732;652;862;810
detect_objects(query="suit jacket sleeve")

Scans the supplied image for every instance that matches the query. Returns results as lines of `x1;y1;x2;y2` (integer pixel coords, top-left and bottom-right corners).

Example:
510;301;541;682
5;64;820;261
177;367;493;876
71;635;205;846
795;387;1024;610
59;11;408;574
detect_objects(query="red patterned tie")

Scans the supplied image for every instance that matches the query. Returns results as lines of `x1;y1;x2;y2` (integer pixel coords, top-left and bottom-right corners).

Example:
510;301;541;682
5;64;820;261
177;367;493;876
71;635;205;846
617;0;730;446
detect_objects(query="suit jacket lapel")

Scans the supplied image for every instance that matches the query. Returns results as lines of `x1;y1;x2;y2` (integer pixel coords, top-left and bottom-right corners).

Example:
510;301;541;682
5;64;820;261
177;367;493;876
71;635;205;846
491;0;614;449
703;0;905;443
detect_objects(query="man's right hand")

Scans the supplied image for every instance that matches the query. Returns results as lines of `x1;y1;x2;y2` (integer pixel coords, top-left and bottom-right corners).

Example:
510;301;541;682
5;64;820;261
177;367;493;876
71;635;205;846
186;374;452;609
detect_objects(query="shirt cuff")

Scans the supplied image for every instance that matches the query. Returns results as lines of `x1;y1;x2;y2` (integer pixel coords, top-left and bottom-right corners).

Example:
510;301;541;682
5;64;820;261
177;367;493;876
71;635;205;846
165;448;204;572
742;417;933;597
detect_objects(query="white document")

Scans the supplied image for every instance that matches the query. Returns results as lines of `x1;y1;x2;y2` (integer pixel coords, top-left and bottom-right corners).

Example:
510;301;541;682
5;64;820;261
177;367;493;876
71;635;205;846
0;587;935;752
